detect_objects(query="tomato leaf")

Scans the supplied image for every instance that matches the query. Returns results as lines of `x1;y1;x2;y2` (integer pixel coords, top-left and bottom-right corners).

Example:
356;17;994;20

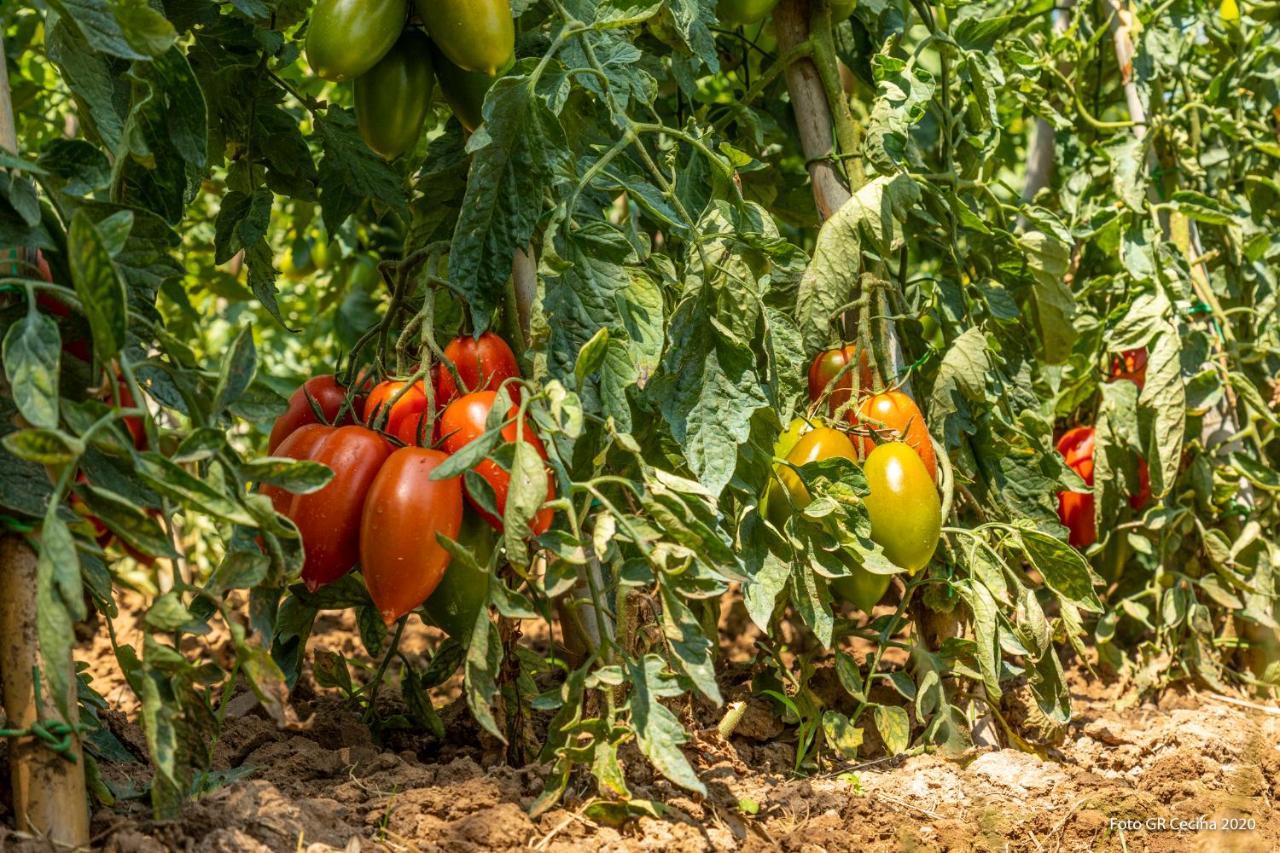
3;309;61;429
69;210;128;362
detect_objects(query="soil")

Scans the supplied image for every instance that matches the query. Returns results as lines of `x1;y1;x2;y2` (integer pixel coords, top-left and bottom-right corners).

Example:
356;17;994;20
3;591;1278;852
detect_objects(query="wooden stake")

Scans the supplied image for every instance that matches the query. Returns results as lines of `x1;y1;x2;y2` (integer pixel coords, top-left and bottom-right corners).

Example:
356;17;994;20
0;538;90;847
0;31;91;848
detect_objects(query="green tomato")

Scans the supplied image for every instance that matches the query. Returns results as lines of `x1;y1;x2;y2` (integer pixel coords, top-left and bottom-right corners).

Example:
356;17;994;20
421;513;495;642
765;426;855;530
864;442;941;574
432;44;512;133
355;30;435;160
831;569;892;613
416;0;514;75
306;0;407;82
829;0;856;20
717;0;781;26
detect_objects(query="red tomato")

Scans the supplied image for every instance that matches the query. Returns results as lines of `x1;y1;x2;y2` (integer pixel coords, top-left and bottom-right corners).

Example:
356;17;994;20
268;375;361;453
434;332;521;408
1055;426;1150;548
364;379;430;442
851;390;938;481
287;425;392;591
261;424;335;514
1109;348;1148;390
807;345;872;415
438;391;554;535
360;447;464;625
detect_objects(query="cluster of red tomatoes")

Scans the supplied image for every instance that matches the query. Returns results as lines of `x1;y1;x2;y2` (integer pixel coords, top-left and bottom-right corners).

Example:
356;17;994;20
265;332;553;626
767;345;943;612
1054;348;1151;548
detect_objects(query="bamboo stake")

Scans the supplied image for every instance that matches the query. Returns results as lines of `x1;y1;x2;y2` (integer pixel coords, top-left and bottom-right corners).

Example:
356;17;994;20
0;539;89;848
0;32;91;848
775;0;851;219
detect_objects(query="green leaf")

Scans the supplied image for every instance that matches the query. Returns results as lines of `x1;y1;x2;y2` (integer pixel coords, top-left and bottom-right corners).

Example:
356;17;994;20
316;109;407;234
464;609;505;742
135;452;256;525
822;710;864;760
574;326;611;387
1139;322;1185;499
112;0;179;56
796;175;919;350
312;649;353;694
3;310;61;429
2;428;84;465
69;210;127;362
211;324;258;415
658;582;722;705
656;298;768;498
502;438;549;568
872;703;910;756
626;656;706;795
145;592;194;631
243;457;334;495
46;0;149;60
1019;528;1103;613
835;650;866;702
1018;229;1077;364
449;77;567;330
79;484;178;558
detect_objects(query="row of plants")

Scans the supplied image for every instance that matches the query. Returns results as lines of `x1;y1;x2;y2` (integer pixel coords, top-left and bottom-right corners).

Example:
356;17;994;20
0;0;1276;831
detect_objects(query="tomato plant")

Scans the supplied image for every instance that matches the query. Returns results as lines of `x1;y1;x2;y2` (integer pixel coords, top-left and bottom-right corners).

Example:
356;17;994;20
2;0;1278;836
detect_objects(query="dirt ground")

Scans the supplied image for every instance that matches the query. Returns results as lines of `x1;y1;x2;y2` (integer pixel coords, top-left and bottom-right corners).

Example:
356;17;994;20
4;591;1279;852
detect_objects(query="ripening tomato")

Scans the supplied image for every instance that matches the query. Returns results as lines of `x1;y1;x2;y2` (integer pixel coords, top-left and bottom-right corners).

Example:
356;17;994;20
438;391;554;534
365;379;431;444
1109;348;1148;390
852;390;937;481
360;446;464;624
288;426;393;591
766;427;857;529
261;424;334;514
1055;426;1150;548
355;29;435;160
808;345;873;416
306;0;406;81
421;512;494;641
717;0;781;26
417;0;514;75
863;442;941;574
432;44;511;132
434;331;521;408
268;375;360;453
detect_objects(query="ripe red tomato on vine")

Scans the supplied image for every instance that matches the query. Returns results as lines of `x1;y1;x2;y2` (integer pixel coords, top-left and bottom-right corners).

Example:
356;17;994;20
438;390;554;535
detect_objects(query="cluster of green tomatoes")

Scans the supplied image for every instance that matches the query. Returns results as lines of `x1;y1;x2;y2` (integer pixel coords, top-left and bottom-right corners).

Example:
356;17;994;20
306;0;516;158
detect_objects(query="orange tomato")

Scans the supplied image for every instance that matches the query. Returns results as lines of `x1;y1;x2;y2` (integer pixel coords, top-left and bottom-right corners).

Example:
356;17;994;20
851;390;937;481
